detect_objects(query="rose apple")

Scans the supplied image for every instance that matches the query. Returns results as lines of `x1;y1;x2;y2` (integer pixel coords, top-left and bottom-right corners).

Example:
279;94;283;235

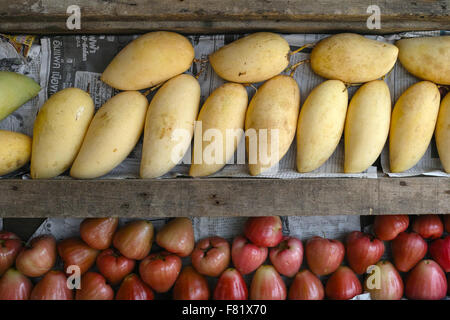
0;268;32;300
0;231;22;276
30;271;73;300
244;216;283;247
325;266;362;300
231;236;268;275
191;236;230;277
16;235;56;277
346;231;384;274
305;236;344;276
288;269;324;300
96;249;135;285
213;268;248;300
444;215;450;233
58;238;99;275
405;260;447;300
429;235;450;272
391;232;427;272
76;272;114;300
116;274;154;300
113;220;154;260
173;266;210;300
139;251;181;293
373;215;409;241
80;217;119;250
364;261;403;300
250;265;286;300
412;215;443;239
156;218;194;257
269;236;303;277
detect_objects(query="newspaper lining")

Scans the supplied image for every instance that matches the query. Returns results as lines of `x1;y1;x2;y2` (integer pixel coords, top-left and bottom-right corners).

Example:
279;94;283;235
2;31;448;179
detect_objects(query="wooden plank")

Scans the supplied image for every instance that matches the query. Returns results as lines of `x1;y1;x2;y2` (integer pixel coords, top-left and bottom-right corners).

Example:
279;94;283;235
0;0;448;34
0;178;448;217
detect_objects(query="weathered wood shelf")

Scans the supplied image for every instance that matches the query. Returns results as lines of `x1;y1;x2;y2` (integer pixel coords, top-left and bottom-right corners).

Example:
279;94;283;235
1;0;449;34
0;177;448;217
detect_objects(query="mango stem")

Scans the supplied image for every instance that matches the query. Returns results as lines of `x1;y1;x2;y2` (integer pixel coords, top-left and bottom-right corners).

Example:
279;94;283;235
286;59;310;77
289;43;315;56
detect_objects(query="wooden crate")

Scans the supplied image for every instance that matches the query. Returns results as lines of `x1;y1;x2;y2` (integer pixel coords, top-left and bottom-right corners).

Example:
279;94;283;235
0;0;449;217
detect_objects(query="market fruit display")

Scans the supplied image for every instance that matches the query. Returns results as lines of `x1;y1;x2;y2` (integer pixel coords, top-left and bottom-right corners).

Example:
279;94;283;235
436;93;450;173
101;31;194;90
396;36;450;85
344;80;391;173
140;74;200;178
364;261;403;300
310;33;398;83
245;75;300;175
189;83;248;177
30;88;94;179
0;130;31;177
209;32;290;83
70;91;147;179
389;81;440;173
0;214;449;300
296;80;348;173
0;71;40;122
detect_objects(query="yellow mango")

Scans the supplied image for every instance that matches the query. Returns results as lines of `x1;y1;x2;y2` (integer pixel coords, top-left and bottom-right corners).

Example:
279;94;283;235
389;81;440;173
31;88;94;179
436;92;450;173
70;91;148;179
344;80;391;173
101;32;194;90
296;80;348;173
209;32;290;83
245;75;300;175
396;36;450;85
0;130;31;176
190;83;248;177
311;33;398;84
140;74;200;178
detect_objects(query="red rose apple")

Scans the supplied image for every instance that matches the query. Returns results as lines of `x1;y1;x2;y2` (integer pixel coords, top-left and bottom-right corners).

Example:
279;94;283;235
391;232;427;272
405;260;447;300
346;231;384;274
364;260;403;300
30;271;73;300
305;236;344;276
191;236;230;277
80;217;119;250
213;268;248;300
113;220;154;260
269;236;303;277
58;238;99;275
16;235;56;277
0;268;33;300
139;251;181;293
429;235;450;272
156;218;194;257
173;266;210;300
231;236;268;275
288;269;324;300
0;231;22;276
250;265;286;300
325;266;362;300
373;215;409;241
244;216;283;247
116;274;154;300
96;248;135;285
76;272;114;300
412;215;443;240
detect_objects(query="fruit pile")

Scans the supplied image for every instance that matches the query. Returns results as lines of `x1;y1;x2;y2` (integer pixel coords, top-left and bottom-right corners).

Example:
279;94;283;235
1;32;449;178
0;215;449;300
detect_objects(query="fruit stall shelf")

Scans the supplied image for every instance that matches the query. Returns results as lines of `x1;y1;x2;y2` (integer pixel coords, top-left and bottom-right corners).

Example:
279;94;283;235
0;0;449;218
